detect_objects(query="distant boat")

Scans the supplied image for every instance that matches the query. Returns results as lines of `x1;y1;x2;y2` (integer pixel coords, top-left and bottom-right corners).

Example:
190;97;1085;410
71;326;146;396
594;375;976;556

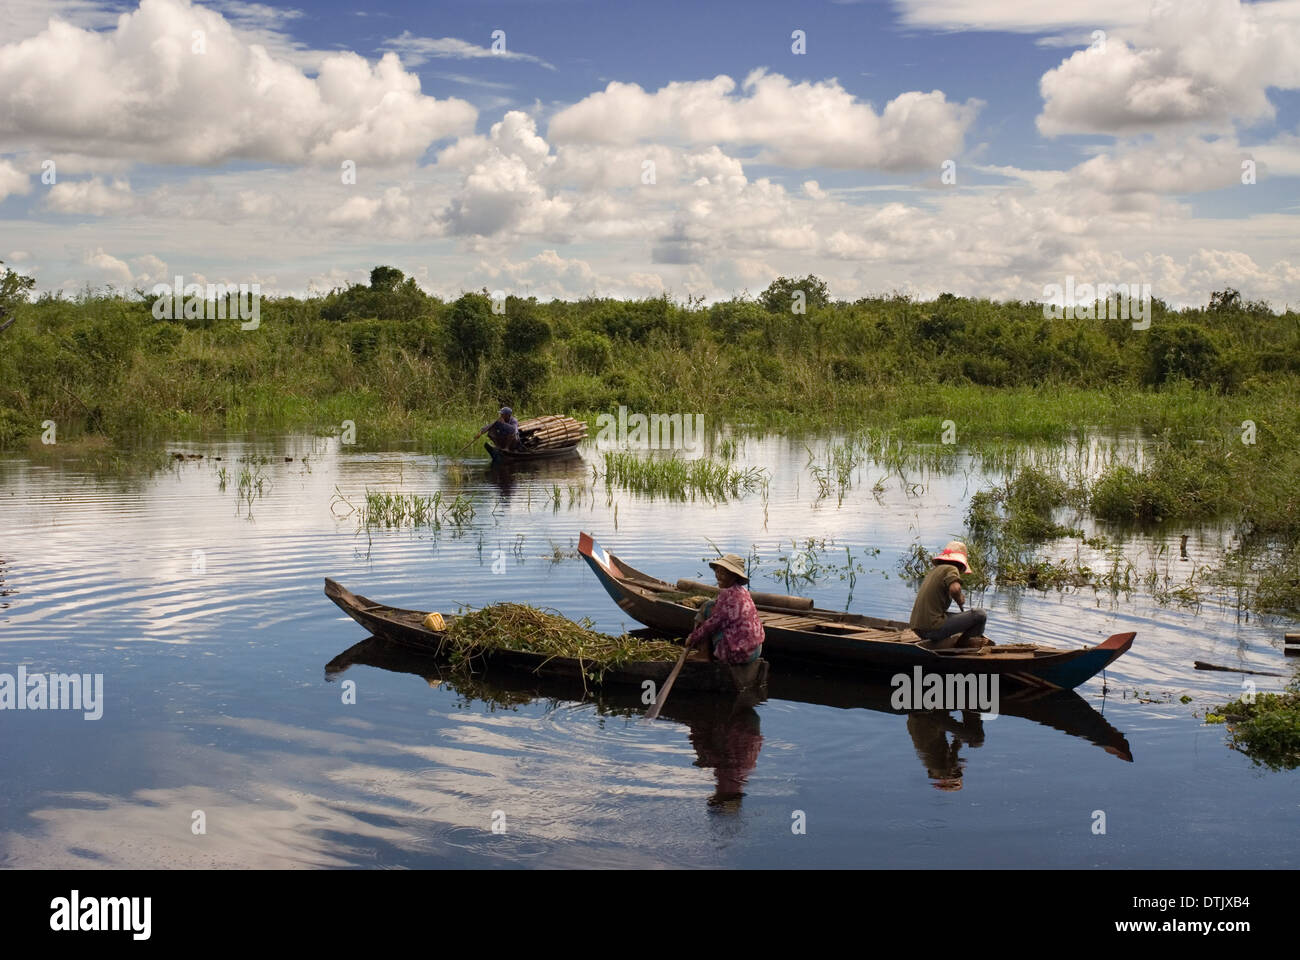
485;414;586;464
323;577;766;696
577;532;1134;693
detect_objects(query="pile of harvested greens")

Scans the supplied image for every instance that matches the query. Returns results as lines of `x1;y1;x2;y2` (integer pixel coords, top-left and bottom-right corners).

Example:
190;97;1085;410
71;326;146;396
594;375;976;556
443;603;683;674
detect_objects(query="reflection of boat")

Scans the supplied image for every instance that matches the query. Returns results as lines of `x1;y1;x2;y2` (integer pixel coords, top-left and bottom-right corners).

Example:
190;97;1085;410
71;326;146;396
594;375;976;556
485;415;586;464
579;532;1135;692
765;670;1132;762
326;634;766;807
325;634;1131;801
324;578;768;695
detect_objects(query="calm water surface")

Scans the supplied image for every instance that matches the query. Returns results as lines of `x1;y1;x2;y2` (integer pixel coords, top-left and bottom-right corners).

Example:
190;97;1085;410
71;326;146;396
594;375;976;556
1;434;1296;868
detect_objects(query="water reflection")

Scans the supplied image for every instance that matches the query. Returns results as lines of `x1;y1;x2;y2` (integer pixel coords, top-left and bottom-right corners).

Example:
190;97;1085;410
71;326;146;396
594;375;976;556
325;635;1132;806
327;635;767;810
480;455;590;500
906;711;985;791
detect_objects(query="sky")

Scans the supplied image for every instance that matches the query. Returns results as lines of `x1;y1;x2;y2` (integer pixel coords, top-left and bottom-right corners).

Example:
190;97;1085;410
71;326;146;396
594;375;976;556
1;0;1299;307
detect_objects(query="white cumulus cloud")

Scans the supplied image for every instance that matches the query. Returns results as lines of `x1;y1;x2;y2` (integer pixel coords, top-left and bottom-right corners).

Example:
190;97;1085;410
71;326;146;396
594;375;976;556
0;0;477;166
548;70;980;172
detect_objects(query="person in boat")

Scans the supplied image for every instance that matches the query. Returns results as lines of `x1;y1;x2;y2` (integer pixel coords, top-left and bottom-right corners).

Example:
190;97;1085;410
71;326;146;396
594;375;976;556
908;541;988;649
476;407;520;450
686;554;764;664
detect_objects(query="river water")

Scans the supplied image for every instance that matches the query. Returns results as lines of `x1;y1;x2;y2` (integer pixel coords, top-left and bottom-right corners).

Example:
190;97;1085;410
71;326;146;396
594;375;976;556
1;434;1295;868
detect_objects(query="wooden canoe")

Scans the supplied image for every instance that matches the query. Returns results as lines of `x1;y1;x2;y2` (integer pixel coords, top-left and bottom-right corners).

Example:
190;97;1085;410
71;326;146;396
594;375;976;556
323;577;767;695
485;441;581;464
325;634;1131;762
577;532;1135;692
485;414;586;464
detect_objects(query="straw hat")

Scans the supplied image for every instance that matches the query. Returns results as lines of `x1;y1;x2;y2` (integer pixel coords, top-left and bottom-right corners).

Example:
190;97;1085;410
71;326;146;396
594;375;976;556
933;540;971;574
708;554;749;584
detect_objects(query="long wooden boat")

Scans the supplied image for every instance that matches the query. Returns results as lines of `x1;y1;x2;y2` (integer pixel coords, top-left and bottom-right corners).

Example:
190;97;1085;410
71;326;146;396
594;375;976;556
325;634;1132;762
324;578;767;695
577;532;1135;692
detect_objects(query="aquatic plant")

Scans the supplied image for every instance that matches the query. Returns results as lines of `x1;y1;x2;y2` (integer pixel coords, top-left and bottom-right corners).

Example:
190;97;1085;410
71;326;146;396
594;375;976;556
601;451;767;501
1208;677;1300;771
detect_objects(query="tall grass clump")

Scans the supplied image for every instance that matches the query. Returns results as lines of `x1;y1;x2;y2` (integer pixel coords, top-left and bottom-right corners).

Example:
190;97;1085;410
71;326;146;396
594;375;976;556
601;451;767;500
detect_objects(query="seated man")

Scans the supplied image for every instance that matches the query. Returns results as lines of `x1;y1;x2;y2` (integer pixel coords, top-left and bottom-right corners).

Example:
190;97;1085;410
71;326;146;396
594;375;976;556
686;554;764;664
908;541;988;649
476;406;520;450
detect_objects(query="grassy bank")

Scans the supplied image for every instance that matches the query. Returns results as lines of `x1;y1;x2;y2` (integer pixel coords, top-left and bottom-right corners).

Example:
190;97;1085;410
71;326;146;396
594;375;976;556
2;268;1296;453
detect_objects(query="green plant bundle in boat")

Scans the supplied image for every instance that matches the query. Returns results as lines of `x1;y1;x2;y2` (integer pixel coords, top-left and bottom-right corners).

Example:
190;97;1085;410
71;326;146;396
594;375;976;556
444;603;682;668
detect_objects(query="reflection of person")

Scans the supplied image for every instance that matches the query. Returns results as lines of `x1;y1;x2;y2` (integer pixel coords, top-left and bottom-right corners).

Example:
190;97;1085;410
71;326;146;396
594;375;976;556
909;541;988;649
688;704;764;809
476;407;520;450
686;554;764;664
906;710;985;791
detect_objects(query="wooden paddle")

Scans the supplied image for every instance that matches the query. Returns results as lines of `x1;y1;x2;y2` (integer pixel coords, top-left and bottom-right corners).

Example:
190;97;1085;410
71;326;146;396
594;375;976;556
456;432;483;454
646;641;693;720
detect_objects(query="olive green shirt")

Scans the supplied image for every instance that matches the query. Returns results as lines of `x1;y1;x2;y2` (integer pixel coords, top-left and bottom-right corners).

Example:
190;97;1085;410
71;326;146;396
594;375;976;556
909;563;961;631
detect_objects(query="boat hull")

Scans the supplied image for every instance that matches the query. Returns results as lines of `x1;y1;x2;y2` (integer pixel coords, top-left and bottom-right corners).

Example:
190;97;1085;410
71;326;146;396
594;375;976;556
577;532;1134;692
324;578;766;695
485;442;581;464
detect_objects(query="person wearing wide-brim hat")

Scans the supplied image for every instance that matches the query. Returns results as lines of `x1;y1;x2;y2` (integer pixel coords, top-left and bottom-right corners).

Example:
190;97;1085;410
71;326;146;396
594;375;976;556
907;541;988;649
686;554;765;664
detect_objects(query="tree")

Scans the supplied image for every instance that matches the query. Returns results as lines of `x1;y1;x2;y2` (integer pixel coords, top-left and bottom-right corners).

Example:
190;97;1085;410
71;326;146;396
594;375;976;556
759;275;830;313
369;265;404;292
1208;289;1241;312
446;293;500;372
0;261;36;314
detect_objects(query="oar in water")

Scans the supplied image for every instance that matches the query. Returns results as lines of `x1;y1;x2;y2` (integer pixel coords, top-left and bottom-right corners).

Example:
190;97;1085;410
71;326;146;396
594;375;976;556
455;433;482;454
646;642;693;720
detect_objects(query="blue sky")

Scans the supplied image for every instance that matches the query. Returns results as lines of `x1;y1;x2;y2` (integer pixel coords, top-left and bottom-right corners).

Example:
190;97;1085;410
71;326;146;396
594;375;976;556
2;0;1299;306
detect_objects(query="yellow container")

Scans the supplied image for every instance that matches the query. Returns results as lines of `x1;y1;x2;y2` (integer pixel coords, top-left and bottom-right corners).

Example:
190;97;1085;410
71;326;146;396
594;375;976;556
422;612;446;631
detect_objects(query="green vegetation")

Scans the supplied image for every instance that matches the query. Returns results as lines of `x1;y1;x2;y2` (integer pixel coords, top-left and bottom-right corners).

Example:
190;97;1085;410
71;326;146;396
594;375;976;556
4;265;1297;455
331;488;475;528
1208;677;1300;771
601;450;768;500
443;603;683;684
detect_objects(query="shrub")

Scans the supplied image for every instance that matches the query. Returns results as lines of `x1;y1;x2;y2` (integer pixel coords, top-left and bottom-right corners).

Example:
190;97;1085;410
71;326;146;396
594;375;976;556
569;331;614;374
445;293;500;372
1141;323;1230;390
1090;465;1175;523
492;354;552;405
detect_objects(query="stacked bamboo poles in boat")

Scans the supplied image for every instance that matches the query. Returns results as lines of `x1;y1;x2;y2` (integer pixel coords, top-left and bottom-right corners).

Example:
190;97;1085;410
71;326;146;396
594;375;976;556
517;415;588;449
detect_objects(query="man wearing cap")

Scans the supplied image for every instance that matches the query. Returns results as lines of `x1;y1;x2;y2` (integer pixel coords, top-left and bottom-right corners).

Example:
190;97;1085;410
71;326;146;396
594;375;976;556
686;554;765;665
908;541;988;649
476;407;520;450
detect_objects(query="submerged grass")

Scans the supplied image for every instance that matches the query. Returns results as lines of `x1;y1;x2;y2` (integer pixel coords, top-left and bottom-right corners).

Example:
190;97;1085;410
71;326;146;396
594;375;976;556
331;488;476;528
